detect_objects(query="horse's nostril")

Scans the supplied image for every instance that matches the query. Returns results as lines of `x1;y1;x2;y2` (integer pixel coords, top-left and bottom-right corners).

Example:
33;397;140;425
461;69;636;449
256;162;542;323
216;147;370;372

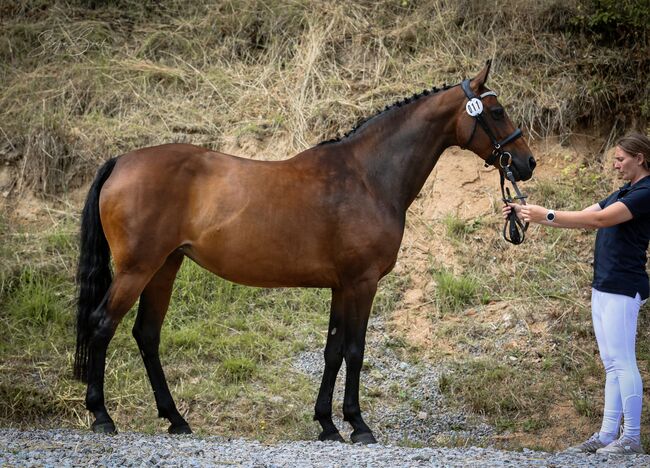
528;156;537;171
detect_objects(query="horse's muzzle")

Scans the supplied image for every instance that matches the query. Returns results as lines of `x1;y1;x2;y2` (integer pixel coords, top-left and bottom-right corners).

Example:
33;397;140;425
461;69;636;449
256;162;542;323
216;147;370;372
510;155;535;181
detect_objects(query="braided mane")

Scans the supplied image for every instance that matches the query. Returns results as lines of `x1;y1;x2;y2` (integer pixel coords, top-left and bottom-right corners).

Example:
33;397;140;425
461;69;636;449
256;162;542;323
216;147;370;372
318;83;453;146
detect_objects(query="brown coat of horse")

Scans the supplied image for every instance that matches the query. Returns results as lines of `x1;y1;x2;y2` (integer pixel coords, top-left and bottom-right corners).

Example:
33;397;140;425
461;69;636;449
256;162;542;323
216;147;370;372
74;61;535;443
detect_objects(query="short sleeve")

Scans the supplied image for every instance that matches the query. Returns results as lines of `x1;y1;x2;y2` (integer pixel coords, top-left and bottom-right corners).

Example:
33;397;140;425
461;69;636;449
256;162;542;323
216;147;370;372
619;187;650;217
598;192;616;209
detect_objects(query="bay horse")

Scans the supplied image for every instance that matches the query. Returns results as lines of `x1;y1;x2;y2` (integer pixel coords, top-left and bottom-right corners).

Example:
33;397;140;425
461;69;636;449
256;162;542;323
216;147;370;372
74;60;535;443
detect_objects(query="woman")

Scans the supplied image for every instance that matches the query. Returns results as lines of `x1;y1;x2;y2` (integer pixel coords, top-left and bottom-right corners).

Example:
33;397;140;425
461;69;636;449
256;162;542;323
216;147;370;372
504;131;650;455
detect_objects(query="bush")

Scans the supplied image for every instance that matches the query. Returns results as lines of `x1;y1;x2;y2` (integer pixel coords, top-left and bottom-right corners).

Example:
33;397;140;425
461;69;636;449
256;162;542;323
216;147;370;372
572;0;650;45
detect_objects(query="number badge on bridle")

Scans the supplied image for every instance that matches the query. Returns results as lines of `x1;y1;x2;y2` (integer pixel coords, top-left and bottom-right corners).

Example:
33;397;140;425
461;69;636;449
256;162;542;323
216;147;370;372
465;98;484;117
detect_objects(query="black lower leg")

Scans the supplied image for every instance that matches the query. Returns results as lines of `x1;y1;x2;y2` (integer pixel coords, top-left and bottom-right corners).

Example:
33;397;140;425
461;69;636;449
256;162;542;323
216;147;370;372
342;281;376;444
313;290;345;442
134;298;190;434
342;347;375;444
138;346;190;433
85;320;116;434
314;361;344;442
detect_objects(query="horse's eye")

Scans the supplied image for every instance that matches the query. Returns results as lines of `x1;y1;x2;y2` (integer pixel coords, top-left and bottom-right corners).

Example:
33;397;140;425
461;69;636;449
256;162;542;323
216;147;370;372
490;107;505;120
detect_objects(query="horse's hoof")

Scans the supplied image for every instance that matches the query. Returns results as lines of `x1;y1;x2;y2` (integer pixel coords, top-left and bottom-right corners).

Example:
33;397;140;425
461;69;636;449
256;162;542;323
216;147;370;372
350;431;377;444
168;424;192;435
91;421;117;434
318;430;345;443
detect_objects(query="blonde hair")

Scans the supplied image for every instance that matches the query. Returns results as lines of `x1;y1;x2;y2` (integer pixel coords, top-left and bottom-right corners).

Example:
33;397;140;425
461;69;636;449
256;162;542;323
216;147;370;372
617;131;650;170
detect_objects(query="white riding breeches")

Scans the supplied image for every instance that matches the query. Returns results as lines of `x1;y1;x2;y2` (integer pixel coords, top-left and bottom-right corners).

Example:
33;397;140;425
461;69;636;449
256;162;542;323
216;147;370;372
591;288;645;442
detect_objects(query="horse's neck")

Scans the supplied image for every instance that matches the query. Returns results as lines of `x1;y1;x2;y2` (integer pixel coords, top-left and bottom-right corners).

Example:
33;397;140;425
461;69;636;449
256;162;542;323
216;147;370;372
349;100;457;212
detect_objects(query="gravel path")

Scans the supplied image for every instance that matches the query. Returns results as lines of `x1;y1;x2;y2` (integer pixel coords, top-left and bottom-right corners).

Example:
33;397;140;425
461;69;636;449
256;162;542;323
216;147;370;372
1;428;648;467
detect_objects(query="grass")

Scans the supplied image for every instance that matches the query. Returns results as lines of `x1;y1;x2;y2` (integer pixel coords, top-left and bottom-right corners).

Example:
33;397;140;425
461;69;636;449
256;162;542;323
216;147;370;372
1;151;649;451
430;266;488;314
443;214;482;241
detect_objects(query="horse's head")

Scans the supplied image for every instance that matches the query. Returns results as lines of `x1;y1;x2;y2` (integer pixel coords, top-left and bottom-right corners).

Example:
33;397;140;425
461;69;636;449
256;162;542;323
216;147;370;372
455;60;536;181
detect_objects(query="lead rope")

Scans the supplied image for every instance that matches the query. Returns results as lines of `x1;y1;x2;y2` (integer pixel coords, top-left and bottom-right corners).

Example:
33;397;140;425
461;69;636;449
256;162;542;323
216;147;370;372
500;166;528;245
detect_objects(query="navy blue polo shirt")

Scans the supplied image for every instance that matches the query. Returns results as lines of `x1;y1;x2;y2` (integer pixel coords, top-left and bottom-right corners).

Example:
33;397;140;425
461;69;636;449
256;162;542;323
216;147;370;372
593;175;650;300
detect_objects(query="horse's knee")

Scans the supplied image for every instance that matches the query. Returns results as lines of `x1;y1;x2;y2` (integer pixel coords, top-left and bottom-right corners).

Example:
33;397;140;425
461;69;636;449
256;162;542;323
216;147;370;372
344;346;364;372
323;344;343;369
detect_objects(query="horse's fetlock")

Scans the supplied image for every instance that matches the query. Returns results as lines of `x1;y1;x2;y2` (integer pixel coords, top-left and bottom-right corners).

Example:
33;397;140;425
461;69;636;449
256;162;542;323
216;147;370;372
313;408;332;422
85;389;103;412
343;405;361;422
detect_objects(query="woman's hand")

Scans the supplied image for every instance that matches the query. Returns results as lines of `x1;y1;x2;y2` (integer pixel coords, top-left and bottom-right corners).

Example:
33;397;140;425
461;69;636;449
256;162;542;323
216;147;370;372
519;204;549;223
502;203;522;220
503;203;549;224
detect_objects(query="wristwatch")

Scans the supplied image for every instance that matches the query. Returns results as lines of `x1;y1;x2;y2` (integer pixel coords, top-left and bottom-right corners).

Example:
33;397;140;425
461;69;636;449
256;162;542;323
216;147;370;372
546;210;556;222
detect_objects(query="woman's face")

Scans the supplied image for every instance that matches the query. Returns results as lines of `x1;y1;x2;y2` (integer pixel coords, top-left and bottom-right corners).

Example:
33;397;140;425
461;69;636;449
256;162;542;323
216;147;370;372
613;146;644;182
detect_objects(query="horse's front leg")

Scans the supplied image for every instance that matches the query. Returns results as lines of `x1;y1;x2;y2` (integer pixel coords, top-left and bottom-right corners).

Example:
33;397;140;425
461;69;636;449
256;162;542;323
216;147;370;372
314;289;346;442
342;279;378;444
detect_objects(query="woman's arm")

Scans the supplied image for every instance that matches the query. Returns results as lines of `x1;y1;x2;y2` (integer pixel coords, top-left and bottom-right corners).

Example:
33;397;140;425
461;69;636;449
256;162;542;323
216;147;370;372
520;201;632;229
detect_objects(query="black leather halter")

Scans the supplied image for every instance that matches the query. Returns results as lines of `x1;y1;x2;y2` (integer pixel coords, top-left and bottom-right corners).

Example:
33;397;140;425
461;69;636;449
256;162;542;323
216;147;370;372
460;79;528;245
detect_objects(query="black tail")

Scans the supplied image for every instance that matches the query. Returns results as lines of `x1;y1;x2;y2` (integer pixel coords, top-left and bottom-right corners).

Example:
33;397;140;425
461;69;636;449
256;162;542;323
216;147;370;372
74;158;118;382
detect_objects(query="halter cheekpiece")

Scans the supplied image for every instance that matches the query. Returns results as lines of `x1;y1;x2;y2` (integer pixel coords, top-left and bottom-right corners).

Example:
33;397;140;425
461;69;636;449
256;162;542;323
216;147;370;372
460;79;529;245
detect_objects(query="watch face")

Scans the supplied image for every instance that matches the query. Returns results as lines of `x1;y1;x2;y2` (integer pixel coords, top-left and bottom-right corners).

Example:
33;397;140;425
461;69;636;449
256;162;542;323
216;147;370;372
547;212;555;221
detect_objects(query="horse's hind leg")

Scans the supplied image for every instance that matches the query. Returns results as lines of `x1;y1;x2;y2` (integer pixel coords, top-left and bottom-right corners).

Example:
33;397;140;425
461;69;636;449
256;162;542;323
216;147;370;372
85;269;153;433
131;251;191;434
314;288;345;442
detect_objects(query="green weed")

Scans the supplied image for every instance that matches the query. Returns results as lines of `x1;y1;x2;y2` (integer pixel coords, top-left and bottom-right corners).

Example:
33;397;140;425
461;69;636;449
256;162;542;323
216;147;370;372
440;359;555;432
4;268;70;328
220;357;257;384
431;267;487;314
571;390;597;418
443;214;482;241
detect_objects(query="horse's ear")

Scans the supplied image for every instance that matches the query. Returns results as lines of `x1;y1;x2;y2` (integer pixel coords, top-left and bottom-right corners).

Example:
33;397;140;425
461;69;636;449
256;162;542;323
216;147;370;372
472;59;492;89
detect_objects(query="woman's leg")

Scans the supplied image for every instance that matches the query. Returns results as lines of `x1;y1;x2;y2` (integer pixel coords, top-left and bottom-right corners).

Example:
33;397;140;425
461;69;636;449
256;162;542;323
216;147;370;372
591;289;622;443
593;289;643;443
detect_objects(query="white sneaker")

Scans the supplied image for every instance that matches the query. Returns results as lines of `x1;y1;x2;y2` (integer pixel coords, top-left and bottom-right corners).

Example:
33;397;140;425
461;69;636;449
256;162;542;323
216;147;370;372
565;432;607;453
596;437;644;455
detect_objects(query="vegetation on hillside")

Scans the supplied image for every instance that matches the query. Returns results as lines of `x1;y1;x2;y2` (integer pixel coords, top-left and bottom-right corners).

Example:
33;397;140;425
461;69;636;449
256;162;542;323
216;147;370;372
1;0;648;195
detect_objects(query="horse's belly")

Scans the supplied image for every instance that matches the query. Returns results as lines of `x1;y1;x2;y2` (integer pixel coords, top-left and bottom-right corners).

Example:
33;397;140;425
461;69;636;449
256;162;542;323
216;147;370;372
181;243;338;288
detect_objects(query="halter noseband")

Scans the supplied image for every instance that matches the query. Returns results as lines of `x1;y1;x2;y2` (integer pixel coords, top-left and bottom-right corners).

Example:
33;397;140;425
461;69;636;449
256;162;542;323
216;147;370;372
460;79;528;245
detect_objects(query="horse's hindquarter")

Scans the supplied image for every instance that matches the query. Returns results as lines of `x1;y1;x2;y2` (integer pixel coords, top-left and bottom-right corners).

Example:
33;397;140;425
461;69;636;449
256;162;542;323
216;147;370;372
99;145;212;271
